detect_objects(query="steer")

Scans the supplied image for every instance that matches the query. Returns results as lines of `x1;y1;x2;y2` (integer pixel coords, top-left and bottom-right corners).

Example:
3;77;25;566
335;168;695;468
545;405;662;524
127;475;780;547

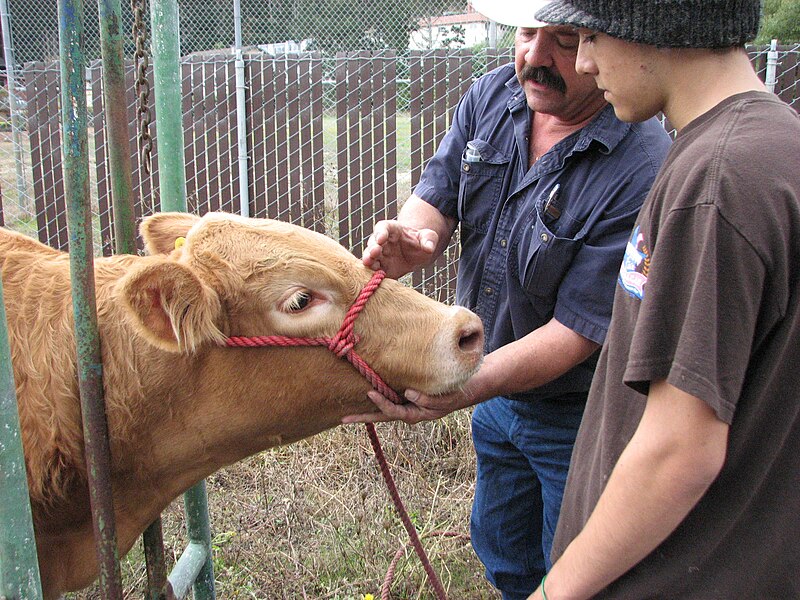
0;211;484;599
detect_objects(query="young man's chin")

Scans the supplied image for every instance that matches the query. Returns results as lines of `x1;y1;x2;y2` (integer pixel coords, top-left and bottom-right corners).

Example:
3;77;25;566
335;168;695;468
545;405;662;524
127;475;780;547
609;100;658;124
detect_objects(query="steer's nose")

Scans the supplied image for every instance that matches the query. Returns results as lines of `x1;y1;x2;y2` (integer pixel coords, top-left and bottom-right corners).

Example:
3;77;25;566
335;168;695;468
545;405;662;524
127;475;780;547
453;307;484;356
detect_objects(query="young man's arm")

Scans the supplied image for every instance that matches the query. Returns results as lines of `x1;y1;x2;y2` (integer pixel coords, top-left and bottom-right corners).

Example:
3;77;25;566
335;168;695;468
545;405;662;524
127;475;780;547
529;380;729;600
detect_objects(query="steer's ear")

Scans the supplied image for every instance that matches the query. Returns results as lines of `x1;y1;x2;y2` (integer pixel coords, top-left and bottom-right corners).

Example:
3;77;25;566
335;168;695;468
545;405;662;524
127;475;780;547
140;212;202;255
118;259;226;353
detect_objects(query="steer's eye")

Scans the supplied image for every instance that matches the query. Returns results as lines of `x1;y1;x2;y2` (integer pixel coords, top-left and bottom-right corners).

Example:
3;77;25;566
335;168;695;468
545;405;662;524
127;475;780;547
284;290;313;313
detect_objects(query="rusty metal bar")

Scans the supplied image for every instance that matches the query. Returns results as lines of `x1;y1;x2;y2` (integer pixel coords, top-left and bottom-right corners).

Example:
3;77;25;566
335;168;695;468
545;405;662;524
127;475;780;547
143;519;173;600
148;2;215;596
58;0;124;597
98;0;137;254
150;0;187;211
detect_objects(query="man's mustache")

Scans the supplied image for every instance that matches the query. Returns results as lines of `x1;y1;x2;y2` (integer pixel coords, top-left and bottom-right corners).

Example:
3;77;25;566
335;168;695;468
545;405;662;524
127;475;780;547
520;65;567;94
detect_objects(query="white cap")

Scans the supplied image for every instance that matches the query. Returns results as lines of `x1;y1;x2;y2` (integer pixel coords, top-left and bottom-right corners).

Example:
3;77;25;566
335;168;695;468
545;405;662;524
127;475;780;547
471;0;553;28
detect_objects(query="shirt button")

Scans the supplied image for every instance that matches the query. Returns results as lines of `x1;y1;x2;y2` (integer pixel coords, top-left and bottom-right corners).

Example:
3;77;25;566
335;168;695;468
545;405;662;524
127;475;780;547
484;287;493;296
540;233;549;242
463;164;470;172
500;239;507;248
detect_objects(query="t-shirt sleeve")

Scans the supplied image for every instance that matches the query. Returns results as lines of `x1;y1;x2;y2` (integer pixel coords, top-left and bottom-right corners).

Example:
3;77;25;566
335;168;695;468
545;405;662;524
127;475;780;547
622;204;766;423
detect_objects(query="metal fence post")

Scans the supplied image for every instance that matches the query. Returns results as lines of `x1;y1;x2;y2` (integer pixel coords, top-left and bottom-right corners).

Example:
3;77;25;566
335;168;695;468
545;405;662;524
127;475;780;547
98;0;137;254
169;482;216;599
150;0;187;212
0;0;29;208
58;0;124;597
766;39;779;94
0;278;43;600
234;0;250;217
150;1;215;597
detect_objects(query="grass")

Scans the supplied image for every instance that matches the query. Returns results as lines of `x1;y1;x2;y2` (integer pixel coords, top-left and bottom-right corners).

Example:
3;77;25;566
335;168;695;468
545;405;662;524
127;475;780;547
321;111;414;219
67;415;495;599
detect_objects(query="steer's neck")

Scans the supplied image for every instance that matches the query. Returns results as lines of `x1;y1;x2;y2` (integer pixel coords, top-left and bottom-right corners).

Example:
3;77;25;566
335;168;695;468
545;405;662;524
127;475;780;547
106;343;373;556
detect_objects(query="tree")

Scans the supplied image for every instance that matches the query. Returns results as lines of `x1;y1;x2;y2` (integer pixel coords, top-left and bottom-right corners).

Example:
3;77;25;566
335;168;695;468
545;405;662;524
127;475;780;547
756;0;800;44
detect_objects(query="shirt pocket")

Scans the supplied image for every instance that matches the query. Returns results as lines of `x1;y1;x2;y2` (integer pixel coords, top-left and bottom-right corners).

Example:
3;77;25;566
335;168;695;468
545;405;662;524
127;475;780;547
520;203;585;303
457;139;511;234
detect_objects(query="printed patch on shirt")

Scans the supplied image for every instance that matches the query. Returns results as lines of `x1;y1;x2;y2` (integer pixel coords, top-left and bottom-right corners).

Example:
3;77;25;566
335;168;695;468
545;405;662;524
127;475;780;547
618;225;650;300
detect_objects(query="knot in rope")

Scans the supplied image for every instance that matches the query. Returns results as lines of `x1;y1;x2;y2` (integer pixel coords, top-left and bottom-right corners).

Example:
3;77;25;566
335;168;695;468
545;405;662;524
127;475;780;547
222;268;445;599
326;330;358;357
224;270;387;369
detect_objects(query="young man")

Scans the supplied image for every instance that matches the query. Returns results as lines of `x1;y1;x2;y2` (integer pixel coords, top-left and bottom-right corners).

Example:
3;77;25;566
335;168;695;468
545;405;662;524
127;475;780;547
345;2;670;598
523;0;800;598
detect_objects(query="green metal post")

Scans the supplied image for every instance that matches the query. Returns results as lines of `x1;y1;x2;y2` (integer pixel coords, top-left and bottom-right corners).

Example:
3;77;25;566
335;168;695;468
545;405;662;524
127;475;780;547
0;280;43;600
58;0;123;597
150;0;186;212
149;2;214;597
169;482;215;599
98;0;137;254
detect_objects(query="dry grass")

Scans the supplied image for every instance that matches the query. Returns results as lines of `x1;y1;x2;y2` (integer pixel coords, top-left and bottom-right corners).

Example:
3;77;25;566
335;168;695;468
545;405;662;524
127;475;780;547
68;412;498;599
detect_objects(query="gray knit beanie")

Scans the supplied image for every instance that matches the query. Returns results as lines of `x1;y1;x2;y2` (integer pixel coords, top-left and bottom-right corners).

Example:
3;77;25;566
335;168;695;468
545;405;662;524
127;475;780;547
535;0;763;48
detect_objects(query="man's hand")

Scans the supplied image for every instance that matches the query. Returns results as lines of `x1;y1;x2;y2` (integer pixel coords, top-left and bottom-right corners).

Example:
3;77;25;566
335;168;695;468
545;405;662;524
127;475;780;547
342;387;476;425
362;219;439;279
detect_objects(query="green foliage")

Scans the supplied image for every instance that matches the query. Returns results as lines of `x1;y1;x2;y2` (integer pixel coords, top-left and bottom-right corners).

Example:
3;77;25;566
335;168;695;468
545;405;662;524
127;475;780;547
756;0;800;43
9;0;475;63
440;24;466;49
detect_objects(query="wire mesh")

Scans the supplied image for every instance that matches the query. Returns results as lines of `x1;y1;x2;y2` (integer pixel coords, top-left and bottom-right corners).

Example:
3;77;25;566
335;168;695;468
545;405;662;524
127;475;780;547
0;0;798;303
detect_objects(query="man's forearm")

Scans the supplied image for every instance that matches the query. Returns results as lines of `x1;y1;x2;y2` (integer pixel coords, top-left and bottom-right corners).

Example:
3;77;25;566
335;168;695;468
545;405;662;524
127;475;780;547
476;318;599;401
531;381;729;600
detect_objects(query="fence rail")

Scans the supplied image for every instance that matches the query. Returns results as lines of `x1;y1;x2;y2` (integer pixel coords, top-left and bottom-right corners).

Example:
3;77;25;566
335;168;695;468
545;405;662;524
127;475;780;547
2;44;800;302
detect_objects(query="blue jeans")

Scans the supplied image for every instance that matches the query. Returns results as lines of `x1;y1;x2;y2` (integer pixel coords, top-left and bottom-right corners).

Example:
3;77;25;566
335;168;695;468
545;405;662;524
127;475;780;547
470;396;585;600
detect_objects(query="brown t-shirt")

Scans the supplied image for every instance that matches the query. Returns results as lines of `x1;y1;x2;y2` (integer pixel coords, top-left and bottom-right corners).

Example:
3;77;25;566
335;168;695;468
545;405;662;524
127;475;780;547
552;92;800;598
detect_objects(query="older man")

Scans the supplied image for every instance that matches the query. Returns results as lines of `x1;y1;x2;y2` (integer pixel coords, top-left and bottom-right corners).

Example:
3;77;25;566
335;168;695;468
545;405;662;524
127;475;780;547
528;0;800;598
346;1;670;597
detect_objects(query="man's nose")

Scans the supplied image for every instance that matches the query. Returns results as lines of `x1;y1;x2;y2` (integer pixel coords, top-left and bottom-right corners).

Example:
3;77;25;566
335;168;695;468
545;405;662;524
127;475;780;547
523;33;555;68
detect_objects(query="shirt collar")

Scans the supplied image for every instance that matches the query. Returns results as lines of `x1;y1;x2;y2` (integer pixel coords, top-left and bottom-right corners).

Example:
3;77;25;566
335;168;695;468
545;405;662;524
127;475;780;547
504;73;630;156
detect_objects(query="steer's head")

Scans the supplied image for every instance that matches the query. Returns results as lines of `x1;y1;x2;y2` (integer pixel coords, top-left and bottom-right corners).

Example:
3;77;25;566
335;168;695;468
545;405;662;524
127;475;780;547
118;212;483;400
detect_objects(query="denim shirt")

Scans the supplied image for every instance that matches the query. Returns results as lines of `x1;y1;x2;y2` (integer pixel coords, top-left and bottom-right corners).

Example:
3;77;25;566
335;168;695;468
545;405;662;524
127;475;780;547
415;64;672;403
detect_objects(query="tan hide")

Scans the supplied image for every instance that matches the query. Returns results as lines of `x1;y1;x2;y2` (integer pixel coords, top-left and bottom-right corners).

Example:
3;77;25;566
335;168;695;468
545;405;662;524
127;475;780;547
0;212;483;598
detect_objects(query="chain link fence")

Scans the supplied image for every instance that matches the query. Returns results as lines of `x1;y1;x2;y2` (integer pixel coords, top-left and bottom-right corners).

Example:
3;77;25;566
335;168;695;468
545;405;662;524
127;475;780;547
1;0;799;301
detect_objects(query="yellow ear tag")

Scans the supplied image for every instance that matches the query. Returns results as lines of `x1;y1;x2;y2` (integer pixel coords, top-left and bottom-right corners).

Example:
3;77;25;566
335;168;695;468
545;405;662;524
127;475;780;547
174;237;186;250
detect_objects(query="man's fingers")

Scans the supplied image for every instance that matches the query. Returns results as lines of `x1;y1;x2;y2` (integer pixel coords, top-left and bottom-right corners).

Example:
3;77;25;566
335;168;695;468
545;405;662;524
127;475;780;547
341;412;392;424
362;221;400;267
371;223;391;245
368;390;411;416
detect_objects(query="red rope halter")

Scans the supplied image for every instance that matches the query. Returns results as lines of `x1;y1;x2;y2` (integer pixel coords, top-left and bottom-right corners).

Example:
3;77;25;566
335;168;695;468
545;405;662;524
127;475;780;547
226;269;400;403
224;269;447;599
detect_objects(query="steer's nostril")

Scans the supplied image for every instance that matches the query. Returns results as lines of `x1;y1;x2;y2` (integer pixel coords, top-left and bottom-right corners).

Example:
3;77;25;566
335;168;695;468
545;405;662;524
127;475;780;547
458;324;484;353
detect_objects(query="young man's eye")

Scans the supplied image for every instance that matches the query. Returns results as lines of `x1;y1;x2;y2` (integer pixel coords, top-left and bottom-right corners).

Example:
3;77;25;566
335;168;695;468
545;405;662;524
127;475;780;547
556;34;579;50
580;32;597;44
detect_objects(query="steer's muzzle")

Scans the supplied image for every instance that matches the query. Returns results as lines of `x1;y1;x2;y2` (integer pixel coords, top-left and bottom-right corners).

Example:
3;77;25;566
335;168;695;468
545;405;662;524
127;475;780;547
445;306;484;377
454;308;484;356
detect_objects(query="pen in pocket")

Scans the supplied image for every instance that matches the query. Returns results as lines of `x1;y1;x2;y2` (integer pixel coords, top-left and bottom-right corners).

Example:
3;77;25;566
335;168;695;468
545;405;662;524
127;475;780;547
544;184;562;220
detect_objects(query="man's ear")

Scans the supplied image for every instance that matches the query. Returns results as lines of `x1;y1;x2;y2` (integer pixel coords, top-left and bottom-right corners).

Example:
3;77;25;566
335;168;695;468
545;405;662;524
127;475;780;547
117;259;226;353
140;212;201;255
